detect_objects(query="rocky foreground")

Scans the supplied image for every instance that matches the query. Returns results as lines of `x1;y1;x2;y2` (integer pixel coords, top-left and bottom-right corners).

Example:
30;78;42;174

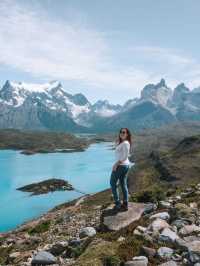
1;182;200;265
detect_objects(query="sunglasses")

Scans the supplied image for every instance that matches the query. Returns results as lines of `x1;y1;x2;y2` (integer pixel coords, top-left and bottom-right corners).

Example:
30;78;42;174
120;130;127;134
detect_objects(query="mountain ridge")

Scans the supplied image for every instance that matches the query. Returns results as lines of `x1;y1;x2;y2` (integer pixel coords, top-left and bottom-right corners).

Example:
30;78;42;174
0;79;200;132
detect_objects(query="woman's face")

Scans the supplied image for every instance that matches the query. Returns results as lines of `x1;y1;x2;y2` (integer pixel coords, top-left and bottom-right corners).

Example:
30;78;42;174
119;128;128;140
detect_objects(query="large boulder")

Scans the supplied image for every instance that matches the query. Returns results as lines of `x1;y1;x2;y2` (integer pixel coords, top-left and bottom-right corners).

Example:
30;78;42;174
101;202;149;231
31;251;57;265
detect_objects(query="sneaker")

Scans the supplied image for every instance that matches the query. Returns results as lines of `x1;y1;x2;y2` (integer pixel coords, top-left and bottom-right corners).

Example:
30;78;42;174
112;203;121;212
120;202;128;211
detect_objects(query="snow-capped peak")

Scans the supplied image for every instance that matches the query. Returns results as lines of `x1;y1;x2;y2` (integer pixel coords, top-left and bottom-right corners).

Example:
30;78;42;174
92;99;122;117
0;80;63;107
8;80;61;93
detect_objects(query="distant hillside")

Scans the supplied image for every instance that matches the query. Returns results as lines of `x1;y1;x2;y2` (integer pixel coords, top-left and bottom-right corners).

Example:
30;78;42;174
130;121;200;161
0;129;89;154
128;130;200;194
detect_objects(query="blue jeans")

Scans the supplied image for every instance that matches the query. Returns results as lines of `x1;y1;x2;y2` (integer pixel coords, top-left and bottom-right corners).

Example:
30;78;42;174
110;165;129;206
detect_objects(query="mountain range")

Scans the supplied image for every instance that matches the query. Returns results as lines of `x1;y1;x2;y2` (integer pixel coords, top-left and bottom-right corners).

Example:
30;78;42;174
0;79;200;132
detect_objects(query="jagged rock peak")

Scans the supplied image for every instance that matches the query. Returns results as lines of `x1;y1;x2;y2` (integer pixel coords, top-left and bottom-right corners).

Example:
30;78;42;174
141;79;172;106
174;83;189;93
72;93;90;106
156;78;166;88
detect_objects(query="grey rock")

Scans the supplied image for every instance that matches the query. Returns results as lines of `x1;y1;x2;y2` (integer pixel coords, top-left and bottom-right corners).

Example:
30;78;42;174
133;226;147;236
159;228;179;243
79;227;96;238
143;203;157;214
184;235;200;242
31;251;57;265
158;261;177;266
188;241;200;263
179;224;200;236
157;247;174;259
150;212;170;221
124;256;148;266
68;238;81;247
159;201;171;208
48;241;68;256
189;252;200;264
117;236;126;242
171;219;190;230
189;202;198;209
148;218;170;232
171;253;182;262
102;202;148;231
175;238;188;251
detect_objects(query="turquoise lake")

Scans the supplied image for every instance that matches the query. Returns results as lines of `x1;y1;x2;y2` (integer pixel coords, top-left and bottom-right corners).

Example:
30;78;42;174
0;142;114;232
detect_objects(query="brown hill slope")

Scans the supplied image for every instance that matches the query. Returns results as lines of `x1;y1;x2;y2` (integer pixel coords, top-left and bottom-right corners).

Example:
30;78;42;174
128;134;200;195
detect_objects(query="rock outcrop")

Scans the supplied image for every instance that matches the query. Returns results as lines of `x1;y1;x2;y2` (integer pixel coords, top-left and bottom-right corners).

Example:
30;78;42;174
101;202;149;231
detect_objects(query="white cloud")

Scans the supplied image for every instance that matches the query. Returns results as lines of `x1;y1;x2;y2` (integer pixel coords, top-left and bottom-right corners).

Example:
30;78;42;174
130;46;200;89
0;0;153;95
0;1;106;79
131;46;195;66
0;0;200;100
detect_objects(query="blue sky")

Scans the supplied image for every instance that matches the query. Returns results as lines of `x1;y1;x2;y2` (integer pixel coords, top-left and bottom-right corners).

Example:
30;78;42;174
0;0;200;104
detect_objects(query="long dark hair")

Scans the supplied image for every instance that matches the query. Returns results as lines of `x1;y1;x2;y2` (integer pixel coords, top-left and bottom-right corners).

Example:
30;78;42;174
117;127;132;146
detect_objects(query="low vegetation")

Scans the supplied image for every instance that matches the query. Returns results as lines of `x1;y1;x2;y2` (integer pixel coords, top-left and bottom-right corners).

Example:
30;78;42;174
0;129;89;154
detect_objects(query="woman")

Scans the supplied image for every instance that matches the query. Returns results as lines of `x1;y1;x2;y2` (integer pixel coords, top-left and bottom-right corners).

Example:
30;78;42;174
110;128;132;212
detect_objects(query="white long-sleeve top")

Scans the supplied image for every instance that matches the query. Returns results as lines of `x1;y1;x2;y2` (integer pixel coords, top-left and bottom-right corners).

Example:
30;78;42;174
115;140;131;165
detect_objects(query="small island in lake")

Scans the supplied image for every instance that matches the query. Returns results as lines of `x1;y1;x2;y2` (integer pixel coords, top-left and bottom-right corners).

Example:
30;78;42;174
17;178;74;196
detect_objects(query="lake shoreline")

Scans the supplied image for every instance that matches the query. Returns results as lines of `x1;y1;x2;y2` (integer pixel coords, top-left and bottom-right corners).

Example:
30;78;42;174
0;141;114;233
0;129;114;155
0;188;110;235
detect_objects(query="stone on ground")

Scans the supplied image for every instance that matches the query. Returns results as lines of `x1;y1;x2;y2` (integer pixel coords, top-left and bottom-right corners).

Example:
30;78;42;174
148;218;170;232
31;251;57;265
141;246;156;258
124;255;148;266
159;228;179;243
79;226;96;238
157;247;174;259
179;224;200;236
158;261;178;266
150;212;170;221
101;202;149;231
187;241;200;264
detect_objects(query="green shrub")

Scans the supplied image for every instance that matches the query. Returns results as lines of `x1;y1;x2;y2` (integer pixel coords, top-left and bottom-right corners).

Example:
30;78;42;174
28;220;51;235
130;185;166;203
102;255;121;266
